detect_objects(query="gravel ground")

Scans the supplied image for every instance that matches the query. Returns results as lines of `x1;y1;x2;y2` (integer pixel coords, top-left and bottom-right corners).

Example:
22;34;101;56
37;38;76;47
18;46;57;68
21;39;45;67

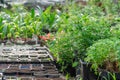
1;0;66;11
5;0;65;6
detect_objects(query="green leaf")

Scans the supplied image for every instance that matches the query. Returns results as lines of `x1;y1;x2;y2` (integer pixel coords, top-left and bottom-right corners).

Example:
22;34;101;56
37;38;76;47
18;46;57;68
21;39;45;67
72;62;78;67
44;6;52;14
31;8;35;18
3;25;8;36
0;17;3;26
7;33;11;38
37;6;43;15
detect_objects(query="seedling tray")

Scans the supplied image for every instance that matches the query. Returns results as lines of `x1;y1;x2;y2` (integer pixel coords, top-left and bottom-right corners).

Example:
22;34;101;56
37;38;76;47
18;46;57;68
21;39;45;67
0;44;64;79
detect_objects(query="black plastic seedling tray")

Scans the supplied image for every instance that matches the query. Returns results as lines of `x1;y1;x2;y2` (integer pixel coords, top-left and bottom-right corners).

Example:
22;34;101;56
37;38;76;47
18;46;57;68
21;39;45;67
0;44;64;80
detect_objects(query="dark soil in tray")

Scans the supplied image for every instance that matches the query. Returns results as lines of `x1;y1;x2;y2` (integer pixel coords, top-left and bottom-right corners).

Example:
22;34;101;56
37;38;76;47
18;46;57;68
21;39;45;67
34;71;47;74
20;64;31;69
47;71;59;74
47;74;60;78
31;68;45;71
26;40;36;45
4;69;19;72
19;69;31;73
35;78;49;80
43;66;56;70
51;78;65;80
18;71;33;76
35;78;65;80
21;78;33;80
43;63;54;66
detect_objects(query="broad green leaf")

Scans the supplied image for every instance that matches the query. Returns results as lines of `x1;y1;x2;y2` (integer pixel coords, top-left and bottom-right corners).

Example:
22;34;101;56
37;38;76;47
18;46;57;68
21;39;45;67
72;62;78;67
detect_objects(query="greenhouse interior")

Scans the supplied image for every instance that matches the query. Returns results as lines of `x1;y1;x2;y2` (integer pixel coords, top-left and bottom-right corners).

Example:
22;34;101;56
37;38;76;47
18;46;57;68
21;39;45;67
0;0;120;80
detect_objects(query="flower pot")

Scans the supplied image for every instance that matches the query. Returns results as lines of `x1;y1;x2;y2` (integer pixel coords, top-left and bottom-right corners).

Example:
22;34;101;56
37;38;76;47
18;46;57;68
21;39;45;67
98;69;120;80
80;60;120;80
80;60;98;80
26;40;36;45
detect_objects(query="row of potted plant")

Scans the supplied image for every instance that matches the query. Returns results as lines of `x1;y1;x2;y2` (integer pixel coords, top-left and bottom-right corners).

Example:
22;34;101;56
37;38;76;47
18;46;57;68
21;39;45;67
0;5;58;44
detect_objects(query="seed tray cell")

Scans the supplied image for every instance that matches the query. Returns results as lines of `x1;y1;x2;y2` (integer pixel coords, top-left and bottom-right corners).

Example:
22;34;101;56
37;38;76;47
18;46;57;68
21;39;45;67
47;74;60;78
34;74;48;78
43;66;56;70
0;64;9;69
35;78;49;80
47;71;59;74
20;64;31;69
49;78;65;80
4;76;17;80
18;71;33;76
32;64;41;67
20;77;33;80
